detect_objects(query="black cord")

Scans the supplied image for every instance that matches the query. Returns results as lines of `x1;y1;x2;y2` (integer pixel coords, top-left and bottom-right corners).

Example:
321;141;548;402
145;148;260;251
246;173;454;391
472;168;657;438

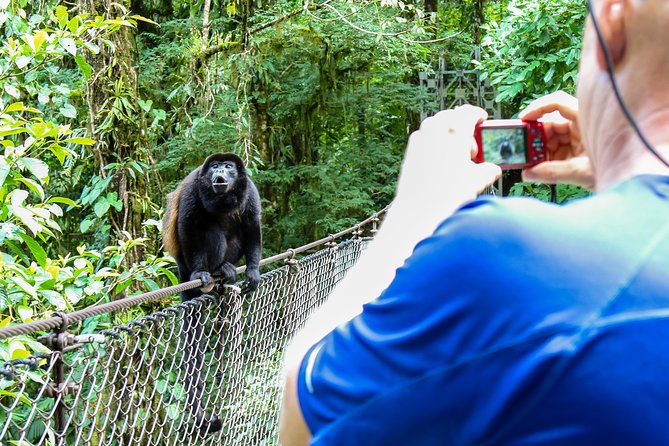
586;0;669;169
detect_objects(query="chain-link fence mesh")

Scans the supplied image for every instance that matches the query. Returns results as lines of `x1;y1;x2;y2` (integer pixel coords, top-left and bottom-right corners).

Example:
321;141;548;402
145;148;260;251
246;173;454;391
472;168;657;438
0;235;371;446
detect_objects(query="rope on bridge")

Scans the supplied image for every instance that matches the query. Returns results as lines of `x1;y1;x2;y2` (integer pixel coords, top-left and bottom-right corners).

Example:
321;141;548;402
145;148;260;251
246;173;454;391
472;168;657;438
0;207;387;340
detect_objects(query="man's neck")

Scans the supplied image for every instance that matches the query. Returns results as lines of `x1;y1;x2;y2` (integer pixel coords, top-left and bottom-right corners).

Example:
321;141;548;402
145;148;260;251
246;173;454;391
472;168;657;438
593;108;669;191
596;143;669;191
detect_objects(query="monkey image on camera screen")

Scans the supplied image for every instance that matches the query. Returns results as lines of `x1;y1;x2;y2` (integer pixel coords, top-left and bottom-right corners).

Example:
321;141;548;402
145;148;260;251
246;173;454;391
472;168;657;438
499;137;513;160
163;152;262;299
162;153;262;434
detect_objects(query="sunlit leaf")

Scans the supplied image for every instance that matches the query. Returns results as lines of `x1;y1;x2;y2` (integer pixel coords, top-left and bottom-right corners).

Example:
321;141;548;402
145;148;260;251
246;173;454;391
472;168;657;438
38;89;50;104
17;305;33;322
59;103;77;119
48;203;63;217
48;144;75;164
15;55;31;69
17;178;46;201
63;136;95;145
60;37;76;56
0;289;8;312
11;276;37;299
67;16;79;34
0;316;10;328
47;196;78;207
9;340;30;360
55;5;68;28
82;41;100;54
10;205;42;236
129;14;159;26
40;290;67;311
10;189;29;207
19;157;49;181
94;200;110;217
5;102;25;113
64;285;83;305
4;85;20;98
33;30;47;52
0;158;9;189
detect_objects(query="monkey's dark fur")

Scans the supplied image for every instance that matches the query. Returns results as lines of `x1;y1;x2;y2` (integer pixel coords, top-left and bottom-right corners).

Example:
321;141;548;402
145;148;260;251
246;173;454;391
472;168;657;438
163;152;262;298
162;152;262;434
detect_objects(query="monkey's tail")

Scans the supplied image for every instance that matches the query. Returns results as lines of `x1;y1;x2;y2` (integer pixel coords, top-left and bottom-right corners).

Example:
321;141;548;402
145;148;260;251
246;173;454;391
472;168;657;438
163;183;183;258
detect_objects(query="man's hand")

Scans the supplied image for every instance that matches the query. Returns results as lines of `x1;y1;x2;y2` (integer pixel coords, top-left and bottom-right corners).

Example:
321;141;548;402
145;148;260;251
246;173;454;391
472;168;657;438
519;91;595;190
393;105;501;229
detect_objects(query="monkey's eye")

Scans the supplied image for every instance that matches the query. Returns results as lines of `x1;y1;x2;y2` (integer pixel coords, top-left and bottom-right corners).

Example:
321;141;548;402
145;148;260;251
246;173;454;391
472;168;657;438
211;162;220;169
223;162;235;169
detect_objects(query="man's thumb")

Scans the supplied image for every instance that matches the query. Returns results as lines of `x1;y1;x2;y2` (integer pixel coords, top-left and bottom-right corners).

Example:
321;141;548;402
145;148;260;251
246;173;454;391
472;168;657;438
522;158;594;190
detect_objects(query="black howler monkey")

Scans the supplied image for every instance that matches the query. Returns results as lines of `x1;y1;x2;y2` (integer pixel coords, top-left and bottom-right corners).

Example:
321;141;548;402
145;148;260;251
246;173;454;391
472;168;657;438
163;152;262;298
499;137;513;160
162;152;262;434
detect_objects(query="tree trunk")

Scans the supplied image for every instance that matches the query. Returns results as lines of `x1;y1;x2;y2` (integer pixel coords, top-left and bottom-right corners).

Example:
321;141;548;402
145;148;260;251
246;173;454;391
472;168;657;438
78;0;151;265
473;0;486;44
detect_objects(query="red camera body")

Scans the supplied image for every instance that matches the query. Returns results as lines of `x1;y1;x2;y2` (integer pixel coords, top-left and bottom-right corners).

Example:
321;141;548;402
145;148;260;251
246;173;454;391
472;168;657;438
474;119;547;170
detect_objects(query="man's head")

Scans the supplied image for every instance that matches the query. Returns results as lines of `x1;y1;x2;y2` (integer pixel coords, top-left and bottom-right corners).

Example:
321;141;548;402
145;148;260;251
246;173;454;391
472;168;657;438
577;0;669;186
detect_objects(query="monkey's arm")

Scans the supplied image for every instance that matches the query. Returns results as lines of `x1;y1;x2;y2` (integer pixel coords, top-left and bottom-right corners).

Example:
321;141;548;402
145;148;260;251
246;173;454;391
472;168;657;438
177;192;218;292
241;208;262;292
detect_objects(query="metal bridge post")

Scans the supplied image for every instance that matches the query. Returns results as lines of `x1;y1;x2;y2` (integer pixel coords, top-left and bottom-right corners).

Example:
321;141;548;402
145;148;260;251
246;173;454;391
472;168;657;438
39;312;78;443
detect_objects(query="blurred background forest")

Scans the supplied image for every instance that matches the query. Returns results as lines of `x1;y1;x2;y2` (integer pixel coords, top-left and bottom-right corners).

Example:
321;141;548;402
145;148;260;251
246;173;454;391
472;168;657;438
0;0;586;354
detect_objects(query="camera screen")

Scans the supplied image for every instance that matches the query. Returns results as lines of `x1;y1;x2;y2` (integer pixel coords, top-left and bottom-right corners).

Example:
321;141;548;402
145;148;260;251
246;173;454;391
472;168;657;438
480;127;527;165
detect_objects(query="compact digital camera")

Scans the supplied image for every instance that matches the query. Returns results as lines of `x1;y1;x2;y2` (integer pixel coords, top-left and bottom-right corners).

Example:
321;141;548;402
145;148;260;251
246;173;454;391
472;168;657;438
474;119;548;169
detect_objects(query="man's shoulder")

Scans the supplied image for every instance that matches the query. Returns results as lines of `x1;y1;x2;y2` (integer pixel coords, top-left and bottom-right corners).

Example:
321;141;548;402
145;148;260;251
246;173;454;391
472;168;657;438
442;194;558;231
425;195;568;260
430;175;668;250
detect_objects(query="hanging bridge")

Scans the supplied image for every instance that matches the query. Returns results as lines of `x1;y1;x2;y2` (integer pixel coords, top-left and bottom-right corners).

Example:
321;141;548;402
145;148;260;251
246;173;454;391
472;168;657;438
0;208;386;446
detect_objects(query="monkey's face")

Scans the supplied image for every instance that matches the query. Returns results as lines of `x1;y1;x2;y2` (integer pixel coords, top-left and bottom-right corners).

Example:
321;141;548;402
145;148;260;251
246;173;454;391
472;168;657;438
209;159;239;194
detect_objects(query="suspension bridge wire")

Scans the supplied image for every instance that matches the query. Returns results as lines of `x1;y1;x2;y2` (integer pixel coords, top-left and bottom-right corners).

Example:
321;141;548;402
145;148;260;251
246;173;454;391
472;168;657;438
0;207;388;340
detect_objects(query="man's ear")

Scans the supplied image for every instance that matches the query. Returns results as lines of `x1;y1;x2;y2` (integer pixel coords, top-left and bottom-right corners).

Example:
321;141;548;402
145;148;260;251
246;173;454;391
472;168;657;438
595;0;628;70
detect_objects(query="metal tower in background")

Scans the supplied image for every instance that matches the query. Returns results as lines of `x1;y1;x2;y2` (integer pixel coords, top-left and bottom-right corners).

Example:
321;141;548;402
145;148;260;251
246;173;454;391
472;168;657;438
419;49;501;121
419;49;505;195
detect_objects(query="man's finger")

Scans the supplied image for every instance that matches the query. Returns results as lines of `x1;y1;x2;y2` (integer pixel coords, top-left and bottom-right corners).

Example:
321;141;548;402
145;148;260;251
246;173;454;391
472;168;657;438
522;157;594;190
519;91;579;122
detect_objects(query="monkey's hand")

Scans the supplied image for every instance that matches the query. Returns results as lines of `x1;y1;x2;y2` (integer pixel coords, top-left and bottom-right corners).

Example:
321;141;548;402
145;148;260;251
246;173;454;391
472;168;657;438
219;262;238;286
191;271;215;293
242;268;260;293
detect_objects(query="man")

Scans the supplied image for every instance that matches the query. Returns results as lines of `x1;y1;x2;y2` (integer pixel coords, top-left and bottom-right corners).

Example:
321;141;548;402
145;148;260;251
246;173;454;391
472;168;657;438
280;0;669;444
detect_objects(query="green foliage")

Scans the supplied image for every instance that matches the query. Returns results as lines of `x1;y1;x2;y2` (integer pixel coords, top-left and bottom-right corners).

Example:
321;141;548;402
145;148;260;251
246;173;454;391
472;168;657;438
0;3;175;361
477;0;587;109
509;182;590;204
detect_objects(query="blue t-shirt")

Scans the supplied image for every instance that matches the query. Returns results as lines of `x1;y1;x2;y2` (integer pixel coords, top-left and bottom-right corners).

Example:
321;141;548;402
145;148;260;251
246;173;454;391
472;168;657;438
297;175;669;445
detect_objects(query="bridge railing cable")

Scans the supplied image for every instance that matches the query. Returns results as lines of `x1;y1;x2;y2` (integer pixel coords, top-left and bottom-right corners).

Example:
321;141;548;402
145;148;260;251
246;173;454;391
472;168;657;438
0;207;386;446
